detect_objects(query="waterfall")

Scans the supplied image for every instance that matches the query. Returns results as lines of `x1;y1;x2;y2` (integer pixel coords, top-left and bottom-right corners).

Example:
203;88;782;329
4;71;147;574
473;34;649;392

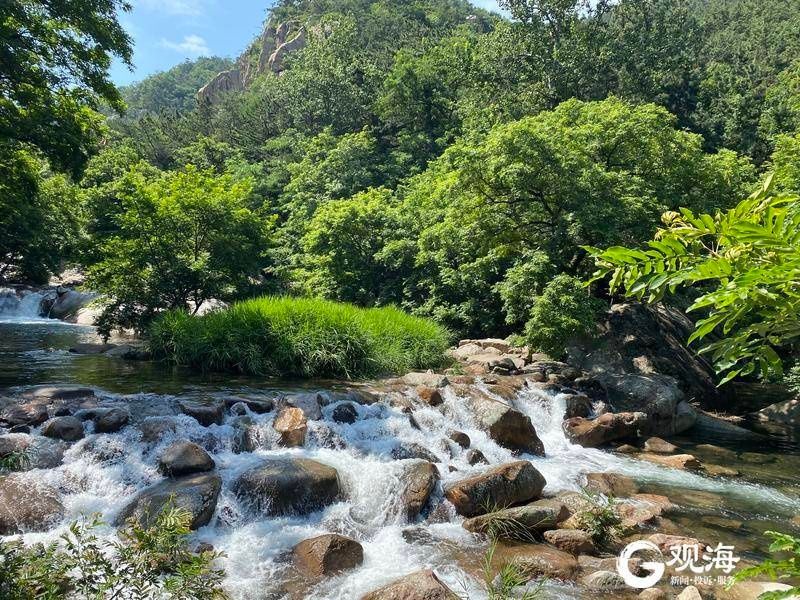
0;288;47;322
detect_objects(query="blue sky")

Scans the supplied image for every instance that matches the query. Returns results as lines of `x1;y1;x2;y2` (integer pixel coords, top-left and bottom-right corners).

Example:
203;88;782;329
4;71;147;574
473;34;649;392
110;0;503;86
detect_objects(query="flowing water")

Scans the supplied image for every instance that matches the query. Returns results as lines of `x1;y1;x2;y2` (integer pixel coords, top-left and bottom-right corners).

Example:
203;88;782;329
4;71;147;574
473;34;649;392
1;299;800;599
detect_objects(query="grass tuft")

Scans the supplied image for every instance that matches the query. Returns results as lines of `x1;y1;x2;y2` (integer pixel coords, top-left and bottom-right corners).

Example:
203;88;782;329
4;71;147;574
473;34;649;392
149;296;452;379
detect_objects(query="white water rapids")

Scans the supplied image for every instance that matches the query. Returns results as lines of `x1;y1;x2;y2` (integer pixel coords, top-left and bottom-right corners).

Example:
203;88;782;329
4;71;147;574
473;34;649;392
0;288;49;323
8;382;800;599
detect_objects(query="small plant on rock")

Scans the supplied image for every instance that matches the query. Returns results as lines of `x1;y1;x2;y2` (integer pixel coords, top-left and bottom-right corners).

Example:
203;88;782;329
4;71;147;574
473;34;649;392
576;489;624;549
0;503;227;599
729;531;800;599
0;450;28;473
482;541;545;600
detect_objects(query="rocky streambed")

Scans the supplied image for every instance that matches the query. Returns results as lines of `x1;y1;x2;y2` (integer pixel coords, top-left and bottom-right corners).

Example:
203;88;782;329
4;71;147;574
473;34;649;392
1;306;800;599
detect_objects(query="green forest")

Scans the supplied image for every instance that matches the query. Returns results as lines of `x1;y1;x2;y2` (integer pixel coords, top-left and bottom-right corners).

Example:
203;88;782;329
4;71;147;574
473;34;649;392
3;0;800;378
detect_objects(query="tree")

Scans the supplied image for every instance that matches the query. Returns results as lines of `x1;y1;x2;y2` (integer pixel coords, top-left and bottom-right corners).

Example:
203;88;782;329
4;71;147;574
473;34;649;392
586;175;800;383
0;0;133;176
87;165;273;337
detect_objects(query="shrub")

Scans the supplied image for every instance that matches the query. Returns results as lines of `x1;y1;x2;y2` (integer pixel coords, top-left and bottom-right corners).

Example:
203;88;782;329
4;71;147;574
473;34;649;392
150;296;451;378
0;504;226;599
524;275;603;359
730;531;800;599
575;490;624;549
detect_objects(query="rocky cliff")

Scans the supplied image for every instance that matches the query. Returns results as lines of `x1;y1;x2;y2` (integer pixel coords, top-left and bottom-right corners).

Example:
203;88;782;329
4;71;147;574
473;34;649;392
197;19;306;104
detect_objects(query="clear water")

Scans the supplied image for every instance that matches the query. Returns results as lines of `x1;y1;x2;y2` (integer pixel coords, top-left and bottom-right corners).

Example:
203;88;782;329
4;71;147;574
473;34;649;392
2;312;799;598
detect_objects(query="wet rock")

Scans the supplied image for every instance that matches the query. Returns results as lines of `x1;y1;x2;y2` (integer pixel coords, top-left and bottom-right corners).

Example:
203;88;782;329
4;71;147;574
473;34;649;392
140;416;177;443
584;472;638;497
693;411;763;441
582;570;626;590
104;344;150;360
463;502;565;537
616;494;673;528
224;396;274;414
491;542;578;580
41;416;84;441
677;586;703;600
0;433;65;470
416;386;443;406
0;475;64;534
444;461;546;517
291;533;363;576
639;589;667;600
615;443;639;454
400;372;449;388
465;448;489;465
283;392;323;420
643;436;678;454
694;443;737;461
648;533;701;554
755;397;800;425
69;343;116;354
543;529;595;555
563;412;648;447
638;453;702;470
449;431;470;448
392;443;438;463
740;452;776;464
229;402;248;416
578;554;645;576
273;407;307;447
27;385;96;402
233;457;340;516
399;461;439;520
361;569;459;600
178;400;224;426
453;385;544;455
158;441;214;477
1;401;49;427
93;407;130;433
704;464;740;477
332;402;358;424
564;394;594;419
345;388;381;406
116;472;221;530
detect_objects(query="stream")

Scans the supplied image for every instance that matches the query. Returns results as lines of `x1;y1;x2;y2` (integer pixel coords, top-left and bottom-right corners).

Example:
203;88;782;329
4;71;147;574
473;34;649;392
1;291;799;599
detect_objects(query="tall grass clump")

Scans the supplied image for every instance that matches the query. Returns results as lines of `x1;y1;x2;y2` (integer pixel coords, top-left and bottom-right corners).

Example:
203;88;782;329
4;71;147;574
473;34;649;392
149;296;452;378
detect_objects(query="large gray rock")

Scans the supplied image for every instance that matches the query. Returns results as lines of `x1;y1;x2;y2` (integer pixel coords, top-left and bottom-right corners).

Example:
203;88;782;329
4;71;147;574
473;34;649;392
26;385;96;402
1;401;49;427
451;385;544;455
444;461;546;517
158;441;214;477
0;475;64;534
178;400;224;426
42;416;84;441
116;472;221;530
282;392;323;420
462;501;566;538
233;458;340;516
399;461;439;520
48;289;92;319
361;569;459;600
93;407;130;433
0;433;66;470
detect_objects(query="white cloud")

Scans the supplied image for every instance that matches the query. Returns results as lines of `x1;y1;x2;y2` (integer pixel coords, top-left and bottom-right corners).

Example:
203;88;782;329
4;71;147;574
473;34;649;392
136;0;207;17
160;34;211;56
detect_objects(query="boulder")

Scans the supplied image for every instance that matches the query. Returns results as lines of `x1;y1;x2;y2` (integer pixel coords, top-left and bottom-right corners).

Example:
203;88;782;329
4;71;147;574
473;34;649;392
1;401;48;427
543;529;596;555
233;458;340;516
639;589;667;600
449;431;470;449
490;542;578;580
647;533;701;554
452;385;544;455
754;397;800;425
564;394;594;419
283;392;323;420
140;417;177;443
584;472;638;497
392;443;438;463
0;433;66;469
273;407;307;447
361;569;459;600
224;396;274;414
677;586;703;600
332;402;358;424
638;453;702;471
116;472;221;530
416;386;444;406
399;461;439;520
563;412;648;447
291;534;363;576
465;448;488;465
643;436;678;454
178;400;224;426
26;385;96;402
42;416;84;441
48;289;91;319
0;475;64;534
444;461;546;517
616;494;673;528
582;570;627;590
463;501;566;537
93;407;130;433
401;372;449;388
158;441;214;477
